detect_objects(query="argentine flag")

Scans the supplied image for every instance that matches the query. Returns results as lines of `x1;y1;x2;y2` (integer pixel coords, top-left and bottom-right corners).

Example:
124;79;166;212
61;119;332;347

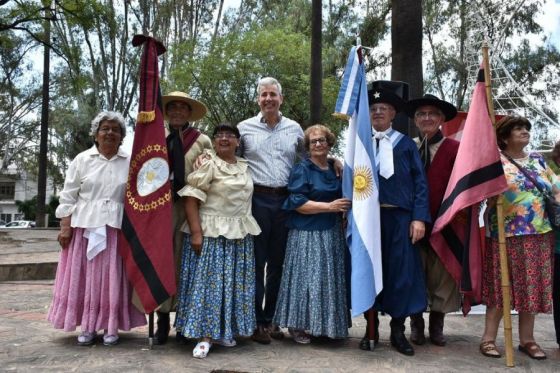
334;46;382;316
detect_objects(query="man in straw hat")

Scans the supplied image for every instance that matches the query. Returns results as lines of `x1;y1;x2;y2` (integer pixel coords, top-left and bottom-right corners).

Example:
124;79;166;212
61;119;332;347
359;87;430;356
153;91;213;345
405;94;460;347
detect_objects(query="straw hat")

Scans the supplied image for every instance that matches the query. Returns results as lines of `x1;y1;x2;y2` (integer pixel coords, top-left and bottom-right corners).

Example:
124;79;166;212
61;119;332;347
162;91;207;122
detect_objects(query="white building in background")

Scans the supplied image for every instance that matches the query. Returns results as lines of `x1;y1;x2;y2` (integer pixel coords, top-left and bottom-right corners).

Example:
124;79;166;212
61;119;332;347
0;163;56;225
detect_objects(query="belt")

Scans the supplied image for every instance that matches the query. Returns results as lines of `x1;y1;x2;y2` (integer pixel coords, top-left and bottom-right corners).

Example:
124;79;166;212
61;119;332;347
380;204;398;208
253;184;288;195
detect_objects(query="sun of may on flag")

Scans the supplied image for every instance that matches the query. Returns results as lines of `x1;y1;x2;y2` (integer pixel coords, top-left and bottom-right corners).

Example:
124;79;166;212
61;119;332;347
334;46;382;317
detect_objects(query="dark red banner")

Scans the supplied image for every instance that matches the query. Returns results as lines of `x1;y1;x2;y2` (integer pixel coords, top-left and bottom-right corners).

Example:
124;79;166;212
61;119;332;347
119;35;176;314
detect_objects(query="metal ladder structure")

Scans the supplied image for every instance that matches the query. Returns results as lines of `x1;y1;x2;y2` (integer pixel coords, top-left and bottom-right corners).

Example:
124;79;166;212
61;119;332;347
464;0;560;151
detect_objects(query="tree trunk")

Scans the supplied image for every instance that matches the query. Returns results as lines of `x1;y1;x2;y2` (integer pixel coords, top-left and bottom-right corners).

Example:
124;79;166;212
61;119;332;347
309;0;322;127
37;3;51;228
391;0;423;135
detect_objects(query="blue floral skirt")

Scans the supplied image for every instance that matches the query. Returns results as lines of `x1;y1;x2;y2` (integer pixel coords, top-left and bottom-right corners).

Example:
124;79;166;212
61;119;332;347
175;234;256;340
273;225;349;338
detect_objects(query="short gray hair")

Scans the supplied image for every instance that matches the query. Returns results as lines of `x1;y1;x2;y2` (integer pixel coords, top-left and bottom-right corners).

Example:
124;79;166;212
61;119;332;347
257;77;283;96
90;111;127;139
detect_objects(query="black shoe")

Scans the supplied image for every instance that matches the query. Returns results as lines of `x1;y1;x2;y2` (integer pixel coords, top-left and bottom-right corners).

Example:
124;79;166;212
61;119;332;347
359;316;379;351
428;311;447;346
268;325;285;340
153;312;170;345
390;329;414;356
410;313;426;346
359;335;379;351
175;331;188;344
252;325;271;345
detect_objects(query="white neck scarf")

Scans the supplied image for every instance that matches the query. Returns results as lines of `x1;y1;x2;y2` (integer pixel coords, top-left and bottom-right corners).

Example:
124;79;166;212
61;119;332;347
374;129;394;179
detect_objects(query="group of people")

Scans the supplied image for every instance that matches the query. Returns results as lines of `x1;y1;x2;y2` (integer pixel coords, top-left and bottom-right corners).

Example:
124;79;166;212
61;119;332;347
47;76;560;361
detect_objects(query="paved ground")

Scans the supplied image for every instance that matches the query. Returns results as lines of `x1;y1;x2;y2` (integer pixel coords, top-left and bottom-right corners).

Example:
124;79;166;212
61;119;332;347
1;229;559;372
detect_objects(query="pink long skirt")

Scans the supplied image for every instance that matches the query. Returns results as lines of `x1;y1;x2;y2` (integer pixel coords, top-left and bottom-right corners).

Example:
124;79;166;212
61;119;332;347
47;227;146;335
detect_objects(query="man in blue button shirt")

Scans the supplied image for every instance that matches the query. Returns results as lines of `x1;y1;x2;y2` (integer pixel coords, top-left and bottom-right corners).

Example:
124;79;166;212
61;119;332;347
238;77;305;344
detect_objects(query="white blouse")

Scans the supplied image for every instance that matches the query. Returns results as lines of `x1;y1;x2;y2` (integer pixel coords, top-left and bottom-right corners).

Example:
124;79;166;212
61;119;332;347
178;150;261;239
55;145;130;229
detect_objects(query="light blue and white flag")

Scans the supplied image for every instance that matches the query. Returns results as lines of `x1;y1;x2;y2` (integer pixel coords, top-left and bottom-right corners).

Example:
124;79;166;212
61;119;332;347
334;46;382;317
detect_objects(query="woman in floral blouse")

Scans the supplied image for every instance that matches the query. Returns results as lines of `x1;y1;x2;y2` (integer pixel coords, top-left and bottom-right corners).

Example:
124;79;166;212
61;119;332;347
174;123;261;359
480;116;559;360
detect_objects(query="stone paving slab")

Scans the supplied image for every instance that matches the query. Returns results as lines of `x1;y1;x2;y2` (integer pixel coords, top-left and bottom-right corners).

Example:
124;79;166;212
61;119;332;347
1;280;559;373
1;230;559;372
0;229;59;281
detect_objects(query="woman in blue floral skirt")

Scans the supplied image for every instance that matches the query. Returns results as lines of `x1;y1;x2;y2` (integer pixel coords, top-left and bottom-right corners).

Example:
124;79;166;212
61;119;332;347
273;124;350;344
175;123;261;358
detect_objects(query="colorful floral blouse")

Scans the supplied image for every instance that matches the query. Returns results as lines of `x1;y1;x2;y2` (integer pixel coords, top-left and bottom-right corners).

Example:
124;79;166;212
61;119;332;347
488;152;560;238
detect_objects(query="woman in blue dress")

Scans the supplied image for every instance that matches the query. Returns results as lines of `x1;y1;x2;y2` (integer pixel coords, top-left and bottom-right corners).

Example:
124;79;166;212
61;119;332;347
273;124;351;344
175;123;261;358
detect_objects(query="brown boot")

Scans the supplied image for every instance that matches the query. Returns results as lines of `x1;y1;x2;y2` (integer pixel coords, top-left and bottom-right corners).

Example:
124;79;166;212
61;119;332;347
429;311;447;346
410;312;426;345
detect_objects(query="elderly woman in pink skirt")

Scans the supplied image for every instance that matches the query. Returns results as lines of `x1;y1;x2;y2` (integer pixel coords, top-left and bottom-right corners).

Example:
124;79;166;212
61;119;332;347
48;111;146;346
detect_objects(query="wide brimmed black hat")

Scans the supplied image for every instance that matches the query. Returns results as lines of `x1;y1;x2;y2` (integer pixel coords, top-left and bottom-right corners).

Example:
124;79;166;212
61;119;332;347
405;94;457;121
367;88;406;113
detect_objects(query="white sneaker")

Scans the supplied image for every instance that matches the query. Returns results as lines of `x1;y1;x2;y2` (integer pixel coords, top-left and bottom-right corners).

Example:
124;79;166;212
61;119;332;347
193;341;212;358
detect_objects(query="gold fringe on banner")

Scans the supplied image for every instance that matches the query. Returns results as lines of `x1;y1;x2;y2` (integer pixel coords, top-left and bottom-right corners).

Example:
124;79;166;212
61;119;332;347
137;111;155;123
332;112;350;121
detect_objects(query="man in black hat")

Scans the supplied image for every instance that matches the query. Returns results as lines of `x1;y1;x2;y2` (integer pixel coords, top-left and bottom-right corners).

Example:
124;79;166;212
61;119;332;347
359;88;430;356
405;94;461;347
153;91;213;345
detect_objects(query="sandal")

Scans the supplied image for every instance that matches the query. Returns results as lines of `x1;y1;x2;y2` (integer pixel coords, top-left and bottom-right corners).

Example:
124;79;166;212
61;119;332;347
479;340;501;358
518;342;546;360
193;341;212;359
289;328;311;344
212;338;237;347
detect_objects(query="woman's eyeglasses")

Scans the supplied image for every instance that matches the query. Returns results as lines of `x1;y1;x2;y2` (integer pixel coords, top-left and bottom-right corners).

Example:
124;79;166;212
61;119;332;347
213;133;238;139
310;138;327;145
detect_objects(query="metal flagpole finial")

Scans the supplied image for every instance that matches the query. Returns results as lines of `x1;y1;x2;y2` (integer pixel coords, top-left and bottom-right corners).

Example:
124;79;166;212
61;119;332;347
356;35;362;47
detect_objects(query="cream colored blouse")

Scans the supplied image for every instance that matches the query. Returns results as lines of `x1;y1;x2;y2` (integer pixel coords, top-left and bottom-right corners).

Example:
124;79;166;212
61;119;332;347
178;150;261;239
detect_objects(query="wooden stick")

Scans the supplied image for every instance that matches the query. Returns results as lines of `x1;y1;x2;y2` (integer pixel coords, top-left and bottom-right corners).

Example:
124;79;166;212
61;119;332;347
368;308;377;351
482;42;514;368
148;311;154;349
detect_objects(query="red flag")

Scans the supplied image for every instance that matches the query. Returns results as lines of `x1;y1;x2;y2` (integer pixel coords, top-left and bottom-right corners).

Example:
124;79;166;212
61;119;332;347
118;35;176;314
442;111;467;140
443;111;504;141
430;67;508;314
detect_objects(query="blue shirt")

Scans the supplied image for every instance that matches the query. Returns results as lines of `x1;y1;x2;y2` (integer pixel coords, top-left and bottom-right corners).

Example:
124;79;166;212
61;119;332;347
282;159;342;231
238;112;305;188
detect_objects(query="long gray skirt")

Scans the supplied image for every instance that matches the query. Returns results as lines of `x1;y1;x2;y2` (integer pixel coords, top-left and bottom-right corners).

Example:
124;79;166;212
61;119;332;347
273;224;348;338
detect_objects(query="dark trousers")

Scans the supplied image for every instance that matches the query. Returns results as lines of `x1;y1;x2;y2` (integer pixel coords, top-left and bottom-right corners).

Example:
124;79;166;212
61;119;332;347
252;192;289;326
554;253;560;345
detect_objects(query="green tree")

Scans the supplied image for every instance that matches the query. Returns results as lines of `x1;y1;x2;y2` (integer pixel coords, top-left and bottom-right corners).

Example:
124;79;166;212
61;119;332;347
166;26;345;145
0;30;41;172
14;194;58;225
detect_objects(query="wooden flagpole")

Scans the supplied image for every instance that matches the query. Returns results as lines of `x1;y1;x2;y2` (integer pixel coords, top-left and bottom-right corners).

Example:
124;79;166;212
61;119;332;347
482;42;514;367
